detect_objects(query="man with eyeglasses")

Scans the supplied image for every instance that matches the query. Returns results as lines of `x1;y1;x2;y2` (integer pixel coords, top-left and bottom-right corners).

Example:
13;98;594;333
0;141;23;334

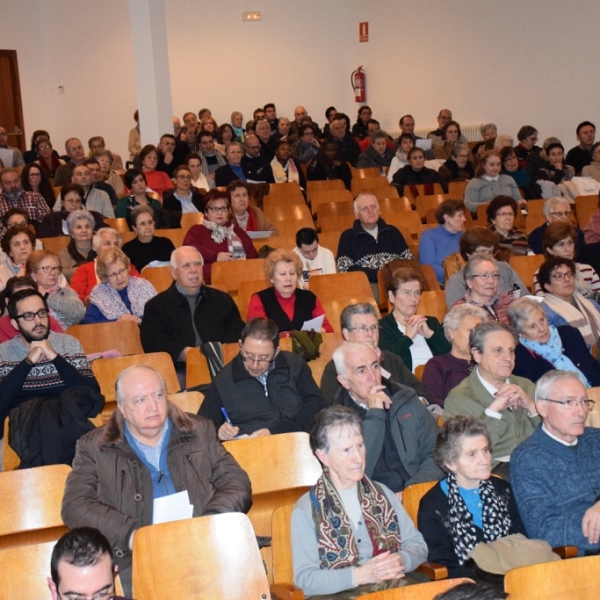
48;527;132;600
529;196;585;255
512;370;600;554
241;134;274;183
332;341;442;499
199;317;325;440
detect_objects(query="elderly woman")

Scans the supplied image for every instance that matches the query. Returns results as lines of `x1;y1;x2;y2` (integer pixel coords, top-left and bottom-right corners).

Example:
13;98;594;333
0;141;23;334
507;297;600;386
418;416;526;580
34;137;65;179
94;150;125;196
437;144;475;189
227;180;277;234
231;111;245;142
391;147;443;196
581;142;600;183
161;165;205;227
292;406;428;597
137;144;174;196
357;130;395;172
464;151;523;213
472;123;497;158
514;126;540;168
274;116;291;144
183;190;257;284
387;134;415;182
379;267;450;372
25;250;84;329
422;304;488;407
81;248;156;324
434;121;469;161
533;222;600;300
499;146;534;191
57;210;98;281
115;168;163;223
0;225;36;291
247;249;333;335
452;254;515;324
538;256;600;350
71;227;140;301
486;195;531;256
419;199;466;285
444;321;540;477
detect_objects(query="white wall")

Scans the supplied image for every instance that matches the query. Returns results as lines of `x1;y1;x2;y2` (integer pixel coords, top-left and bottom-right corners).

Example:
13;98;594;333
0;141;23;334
1;0;599;161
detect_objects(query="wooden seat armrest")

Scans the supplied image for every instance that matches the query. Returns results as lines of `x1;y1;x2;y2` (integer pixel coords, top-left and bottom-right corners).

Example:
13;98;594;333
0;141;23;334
415;562;449;580
270;582;305;600
552;545;578;558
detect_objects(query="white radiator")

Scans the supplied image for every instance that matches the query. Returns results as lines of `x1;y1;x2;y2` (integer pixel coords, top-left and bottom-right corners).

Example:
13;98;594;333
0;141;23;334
389;124;483;142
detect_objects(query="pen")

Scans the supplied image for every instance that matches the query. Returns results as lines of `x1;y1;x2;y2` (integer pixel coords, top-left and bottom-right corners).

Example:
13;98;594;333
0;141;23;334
220;407;238;438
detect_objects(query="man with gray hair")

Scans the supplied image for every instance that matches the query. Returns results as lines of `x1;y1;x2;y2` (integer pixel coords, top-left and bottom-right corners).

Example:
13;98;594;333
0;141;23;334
62;364;251;595
337;193;414;300
511;370;600;553
320;302;431;405
332;341;441;497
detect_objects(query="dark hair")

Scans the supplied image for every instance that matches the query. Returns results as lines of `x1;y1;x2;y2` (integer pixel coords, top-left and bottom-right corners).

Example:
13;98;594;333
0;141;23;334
173;164;191;178
309;406;363;457
263;103;275;111
1;207;29;228
576;121;596;135
1;224;35;256
398;133;414;145
7;288;47;320
545;142;564;154
185;152;202;165
51;527;114;587
227;179;250;196
5;275;37;297
125;168;146;189
160;133;176;143
433;582;507;600
296;227;319;247
537;256;576;293
441;120;462;139
517;125;537;142
240;317;280;349
273;139;291;152
357;105;371;120
300;123;316;136
60;183;85;202
139;144;158;163
436;199;465;225
21;163;54;204
399;114;414;126
407;147;424;160
434;416;492;472
332;112;351;129
29;129;50;151
82;158;100;168
542;222;578;257
217;123;235;145
325;106;337;119
318;140;342;163
499;146;517;164
459;228;498;260
198;129;216;141
486;195;517;223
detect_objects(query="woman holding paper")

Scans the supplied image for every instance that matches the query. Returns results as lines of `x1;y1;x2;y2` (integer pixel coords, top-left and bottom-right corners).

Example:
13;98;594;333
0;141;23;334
246;248;333;335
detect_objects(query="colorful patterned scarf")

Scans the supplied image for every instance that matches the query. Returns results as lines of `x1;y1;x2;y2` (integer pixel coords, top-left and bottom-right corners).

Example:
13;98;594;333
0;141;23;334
89;277;156;320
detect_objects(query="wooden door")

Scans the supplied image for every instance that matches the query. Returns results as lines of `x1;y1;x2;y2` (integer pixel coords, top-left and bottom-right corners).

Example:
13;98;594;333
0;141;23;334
0;50;25;153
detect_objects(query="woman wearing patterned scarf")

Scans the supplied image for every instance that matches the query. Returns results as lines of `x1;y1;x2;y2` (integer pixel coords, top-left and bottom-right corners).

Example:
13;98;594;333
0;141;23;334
291;406;427;598
417;416;526;580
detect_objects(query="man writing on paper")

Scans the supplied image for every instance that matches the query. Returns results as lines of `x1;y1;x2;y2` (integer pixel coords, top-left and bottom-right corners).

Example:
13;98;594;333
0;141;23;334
62;364;251;596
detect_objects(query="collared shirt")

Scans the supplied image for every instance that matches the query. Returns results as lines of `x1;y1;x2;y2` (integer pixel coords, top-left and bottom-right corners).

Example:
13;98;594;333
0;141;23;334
255;361;276;395
0;190;50;232
174;190;197;213
125;418;170;470
542;423;579;447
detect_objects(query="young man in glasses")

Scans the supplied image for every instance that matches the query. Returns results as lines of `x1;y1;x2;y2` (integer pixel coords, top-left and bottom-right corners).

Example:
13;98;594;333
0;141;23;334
512;370;600;554
199;317;325;440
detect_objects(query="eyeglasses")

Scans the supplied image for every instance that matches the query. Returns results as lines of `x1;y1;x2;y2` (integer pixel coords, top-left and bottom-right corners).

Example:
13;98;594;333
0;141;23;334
57;584;114;600
207;206;229;212
540;398;595;411
551;270;575;281
347;325;380;334
38;145;52;151
176;174;191;180
106;267;128;279
549;211;572;218
495;212;514;218
38;265;62;274
240;352;275;365
470;272;500;280
16;309;49;321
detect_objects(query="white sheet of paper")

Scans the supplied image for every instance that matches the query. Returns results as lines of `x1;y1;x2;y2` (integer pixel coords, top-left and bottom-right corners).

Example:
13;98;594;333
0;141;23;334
246;230;273;239
416;138;432;151
153;490;193;524
302;314;324;332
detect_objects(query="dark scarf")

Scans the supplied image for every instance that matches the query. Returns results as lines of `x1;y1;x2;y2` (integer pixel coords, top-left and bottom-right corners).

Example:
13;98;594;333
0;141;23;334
66;239;96;266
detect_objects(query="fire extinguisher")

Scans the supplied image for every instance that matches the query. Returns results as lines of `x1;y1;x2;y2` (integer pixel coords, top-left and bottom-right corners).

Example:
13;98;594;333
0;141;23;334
351;66;366;103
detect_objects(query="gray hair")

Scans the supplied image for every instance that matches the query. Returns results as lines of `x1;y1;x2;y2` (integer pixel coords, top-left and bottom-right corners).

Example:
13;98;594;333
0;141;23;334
494;134;513;149
542;136;561;150
463;254;499;280
92;227;121;252
469;321;517;355
451;143;470;159
434;416;492;472
370;129;388;143
340;302;378;332
115;365;167;406
332;341;376;378
443;304;488;342
353;193;378;215
506;297;546;334
66;209;95;236
542;196;570;219
309;406;363;457
534;369;585;403
130;205;155;227
169;245;203;269
480;123;497;136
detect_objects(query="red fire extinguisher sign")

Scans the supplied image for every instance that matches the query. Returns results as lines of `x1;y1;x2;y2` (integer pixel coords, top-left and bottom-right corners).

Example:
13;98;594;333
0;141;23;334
359;22;369;42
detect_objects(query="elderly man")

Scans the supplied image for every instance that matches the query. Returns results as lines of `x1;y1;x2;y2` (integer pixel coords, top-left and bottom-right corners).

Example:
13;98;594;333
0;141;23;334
428;109;453;140
444;321;540;478
512;370;600;553
328;113;361;167
62;364;251;595
242;134;274;183
199;317;325;439
528;196;585;255
0;126;24;167
333;341;441;496
337;193;414;300
87;136;124;171
254;119;274;159
49;528;132;600
320;303;432;405
0;167;50;234
566;121;596;175
54;138;87;186
140;246;244;381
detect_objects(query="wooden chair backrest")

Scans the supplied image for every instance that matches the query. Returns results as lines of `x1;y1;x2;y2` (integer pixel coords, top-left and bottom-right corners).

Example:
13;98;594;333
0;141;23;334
414;364;425;380
320;214;354;233
402;480;438;526
317;231;342;257
91;352;180;402
103;217;129;234
184;348;213;389
309;271;373;306
269;181;304;197
39;236;70;255
310;189;353;215
0;464;71;550
351;175;390;196
525;198;546;218
370;186;400;200
379;196;412;212
179;212;204;230
252;234;296;253
263;193;306;210
504;554;600;599
132;513;271;600
415;194;447;221
211;258;266;294
66;320;143;356
120;230;137;244
306;179;346;199
316;200;354;223
575;194;599;229
140;265;173;294
264;202;312;223
238;279;269;321
156;228;186;249
509;254;545;292
359;578;475;599
268;217;315;236
353;167;383;179
271;503;296;585
168;391;204;414
447;180;468;199
380;211;422;242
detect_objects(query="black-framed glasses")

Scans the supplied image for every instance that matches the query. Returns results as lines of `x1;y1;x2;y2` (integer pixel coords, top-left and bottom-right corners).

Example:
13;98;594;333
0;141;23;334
347;325;380;334
551;270;575;281
240;352;275;365
540;398;595;411
38;265;63;274
207;206;229;212
16;309;49;321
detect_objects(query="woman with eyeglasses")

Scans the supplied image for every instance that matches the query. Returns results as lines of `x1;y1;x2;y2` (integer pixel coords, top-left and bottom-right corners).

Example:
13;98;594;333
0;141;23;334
21;162;57;209
379;267;450;372
485;195;531;256
33;136;65;179
81;248;156;324
538;256;600;351
507;297;600;385
183;190;257;284
25;250;84;329
452;254;515;324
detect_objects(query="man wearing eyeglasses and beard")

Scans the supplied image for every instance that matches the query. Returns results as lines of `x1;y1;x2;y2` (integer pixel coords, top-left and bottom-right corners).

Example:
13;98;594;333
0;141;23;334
199;317;325;440
0;289;99;464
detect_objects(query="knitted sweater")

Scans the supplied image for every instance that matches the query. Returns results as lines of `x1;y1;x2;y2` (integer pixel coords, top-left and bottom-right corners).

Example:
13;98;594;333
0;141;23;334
418;225;462;284
464;176;521;213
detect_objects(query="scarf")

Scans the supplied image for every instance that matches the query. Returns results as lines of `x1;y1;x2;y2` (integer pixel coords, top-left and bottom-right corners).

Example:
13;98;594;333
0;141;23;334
446;472;512;565
542;292;600;347
89;277;156;320
236;207;262;232
309;472;401;570
67;239;95;266
203;219;233;245
271;158;300;183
